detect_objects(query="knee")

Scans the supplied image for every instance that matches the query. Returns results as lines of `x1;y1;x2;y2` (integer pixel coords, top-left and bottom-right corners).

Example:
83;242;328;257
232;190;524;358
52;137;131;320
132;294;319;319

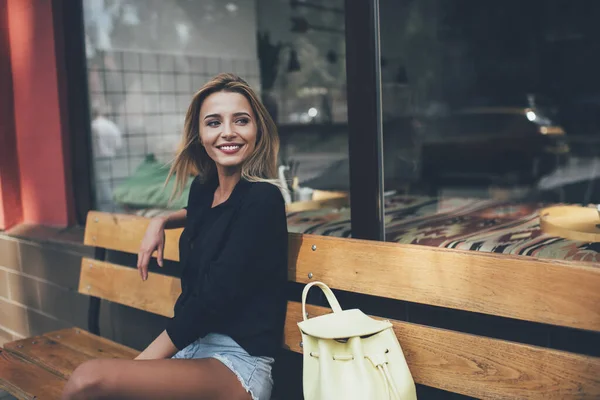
62;360;108;400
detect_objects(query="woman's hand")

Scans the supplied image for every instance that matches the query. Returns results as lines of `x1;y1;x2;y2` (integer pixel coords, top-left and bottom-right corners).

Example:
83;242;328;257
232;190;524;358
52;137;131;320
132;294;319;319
137;217;166;281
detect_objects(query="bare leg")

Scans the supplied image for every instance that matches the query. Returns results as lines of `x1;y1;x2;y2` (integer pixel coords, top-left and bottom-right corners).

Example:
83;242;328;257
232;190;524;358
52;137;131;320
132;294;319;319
61;358;253;400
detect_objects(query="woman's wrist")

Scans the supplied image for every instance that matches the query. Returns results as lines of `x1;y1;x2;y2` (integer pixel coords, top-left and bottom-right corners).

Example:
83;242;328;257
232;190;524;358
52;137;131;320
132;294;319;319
152;215;168;229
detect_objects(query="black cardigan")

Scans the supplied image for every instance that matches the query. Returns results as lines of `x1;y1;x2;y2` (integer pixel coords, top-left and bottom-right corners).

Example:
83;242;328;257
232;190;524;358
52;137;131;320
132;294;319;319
166;176;288;357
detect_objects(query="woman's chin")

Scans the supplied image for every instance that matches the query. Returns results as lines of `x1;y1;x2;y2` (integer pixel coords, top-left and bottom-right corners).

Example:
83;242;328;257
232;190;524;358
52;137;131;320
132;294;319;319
214;157;246;171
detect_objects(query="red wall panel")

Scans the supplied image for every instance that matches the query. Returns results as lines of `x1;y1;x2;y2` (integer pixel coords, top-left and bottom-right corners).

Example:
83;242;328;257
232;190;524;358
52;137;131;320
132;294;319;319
6;0;73;227
0;0;22;230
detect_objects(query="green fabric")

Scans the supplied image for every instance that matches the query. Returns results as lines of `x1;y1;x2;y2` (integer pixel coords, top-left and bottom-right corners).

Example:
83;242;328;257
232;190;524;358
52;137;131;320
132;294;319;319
112;154;193;209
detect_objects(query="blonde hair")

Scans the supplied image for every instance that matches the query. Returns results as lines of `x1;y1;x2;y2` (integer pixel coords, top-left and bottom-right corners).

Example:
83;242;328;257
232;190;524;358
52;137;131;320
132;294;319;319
167;73;281;200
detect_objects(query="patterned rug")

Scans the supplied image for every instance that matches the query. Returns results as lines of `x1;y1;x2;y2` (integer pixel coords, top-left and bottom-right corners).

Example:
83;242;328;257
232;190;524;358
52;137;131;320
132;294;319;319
132;194;600;263
287;195;600;263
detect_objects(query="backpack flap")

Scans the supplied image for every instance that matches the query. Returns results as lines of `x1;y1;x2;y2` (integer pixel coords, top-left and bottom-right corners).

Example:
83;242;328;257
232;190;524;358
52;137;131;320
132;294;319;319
298;308;392;340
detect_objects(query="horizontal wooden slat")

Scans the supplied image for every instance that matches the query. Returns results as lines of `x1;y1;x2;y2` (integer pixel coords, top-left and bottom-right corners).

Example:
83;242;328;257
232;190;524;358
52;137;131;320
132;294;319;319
84;211;182;261
78;258;180;317
0;349;65;400
43;328;138;360
286;302;600;399
288;234;600;332
84;211;600;331
4;336;91;379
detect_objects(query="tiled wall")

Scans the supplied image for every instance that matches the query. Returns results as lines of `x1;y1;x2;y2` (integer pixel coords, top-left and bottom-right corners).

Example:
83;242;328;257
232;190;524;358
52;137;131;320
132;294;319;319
89;50;261;211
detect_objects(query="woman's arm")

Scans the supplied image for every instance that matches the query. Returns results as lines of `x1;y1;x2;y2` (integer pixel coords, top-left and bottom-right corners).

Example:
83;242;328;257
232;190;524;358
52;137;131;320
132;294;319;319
135;330;179;360
157;208;188;230
137;209;188;280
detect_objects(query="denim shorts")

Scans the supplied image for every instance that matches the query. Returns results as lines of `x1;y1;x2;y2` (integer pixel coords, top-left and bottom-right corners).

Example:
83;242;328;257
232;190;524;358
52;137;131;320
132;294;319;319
172;333;274;400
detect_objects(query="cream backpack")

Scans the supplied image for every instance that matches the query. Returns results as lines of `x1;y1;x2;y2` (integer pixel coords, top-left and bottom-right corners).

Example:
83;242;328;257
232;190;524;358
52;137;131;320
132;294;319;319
298;281;417;400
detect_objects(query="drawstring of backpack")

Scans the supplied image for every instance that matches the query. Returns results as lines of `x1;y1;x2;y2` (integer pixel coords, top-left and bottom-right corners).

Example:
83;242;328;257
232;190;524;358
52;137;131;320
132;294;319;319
378;362;402;399
367;353;402;400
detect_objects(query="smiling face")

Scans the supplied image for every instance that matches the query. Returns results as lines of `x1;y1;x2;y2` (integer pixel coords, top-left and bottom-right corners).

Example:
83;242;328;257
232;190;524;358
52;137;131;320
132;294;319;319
198;91;258;174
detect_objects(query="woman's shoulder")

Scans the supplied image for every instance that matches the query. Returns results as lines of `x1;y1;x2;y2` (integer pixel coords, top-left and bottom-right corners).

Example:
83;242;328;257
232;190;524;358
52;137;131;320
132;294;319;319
244;181;286;205
186;175;215;209
190;175;219;196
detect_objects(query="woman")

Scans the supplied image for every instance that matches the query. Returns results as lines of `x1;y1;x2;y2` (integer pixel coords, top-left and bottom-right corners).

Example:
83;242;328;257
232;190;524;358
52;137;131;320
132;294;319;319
62;73;289;400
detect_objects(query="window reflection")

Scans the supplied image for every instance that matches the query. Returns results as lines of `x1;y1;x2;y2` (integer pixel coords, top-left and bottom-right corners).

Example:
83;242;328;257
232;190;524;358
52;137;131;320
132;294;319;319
380;0;600;262
84;0;263;212
83;0;351;238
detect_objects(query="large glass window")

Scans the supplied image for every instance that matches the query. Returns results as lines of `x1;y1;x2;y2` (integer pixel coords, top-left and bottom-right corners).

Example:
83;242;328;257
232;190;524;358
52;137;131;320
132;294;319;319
83;0;351;237
380;0;599;263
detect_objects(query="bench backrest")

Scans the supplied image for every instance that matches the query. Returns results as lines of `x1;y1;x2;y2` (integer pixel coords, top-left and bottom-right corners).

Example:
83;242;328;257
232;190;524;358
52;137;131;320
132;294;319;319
80;211;600;398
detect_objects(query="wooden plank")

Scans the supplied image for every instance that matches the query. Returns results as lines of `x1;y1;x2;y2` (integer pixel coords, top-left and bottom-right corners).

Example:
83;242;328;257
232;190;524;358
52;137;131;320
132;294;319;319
84;211;600;331
43;328;138;360
4;336;90;379
84;211;182;261
285;302;600;399
78;258;180;317
288;234;600;332
0;349;65;400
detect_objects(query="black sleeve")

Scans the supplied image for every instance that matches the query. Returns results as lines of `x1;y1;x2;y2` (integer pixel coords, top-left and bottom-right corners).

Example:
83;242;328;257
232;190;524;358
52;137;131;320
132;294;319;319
166;183;286;350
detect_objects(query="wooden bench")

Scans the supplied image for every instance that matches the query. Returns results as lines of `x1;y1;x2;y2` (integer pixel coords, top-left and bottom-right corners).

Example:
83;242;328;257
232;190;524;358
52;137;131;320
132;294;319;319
1;210;600;399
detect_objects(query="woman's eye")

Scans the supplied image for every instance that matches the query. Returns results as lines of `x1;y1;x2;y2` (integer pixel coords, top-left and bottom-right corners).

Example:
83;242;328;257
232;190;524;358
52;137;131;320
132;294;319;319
207;120;220;127
235;118;249;125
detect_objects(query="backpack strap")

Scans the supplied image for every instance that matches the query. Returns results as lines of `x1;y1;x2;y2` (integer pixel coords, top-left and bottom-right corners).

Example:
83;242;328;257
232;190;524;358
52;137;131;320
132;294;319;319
302;281;343;321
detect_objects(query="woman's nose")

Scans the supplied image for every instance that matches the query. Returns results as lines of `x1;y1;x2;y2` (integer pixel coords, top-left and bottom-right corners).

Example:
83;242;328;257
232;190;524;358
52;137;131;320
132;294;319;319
221;122;235;137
